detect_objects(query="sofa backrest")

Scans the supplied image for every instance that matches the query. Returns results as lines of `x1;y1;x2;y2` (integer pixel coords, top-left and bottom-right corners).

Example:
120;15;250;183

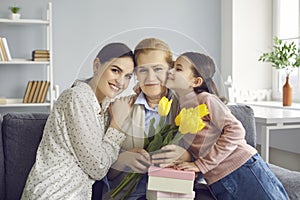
2;113;48;200
0;105;256;200
0;114;5;198
228;104;256;148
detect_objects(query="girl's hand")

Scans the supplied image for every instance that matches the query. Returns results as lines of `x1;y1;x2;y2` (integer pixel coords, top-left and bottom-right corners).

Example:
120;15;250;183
174;161;200;172
109;96;134;130
151;144;191;168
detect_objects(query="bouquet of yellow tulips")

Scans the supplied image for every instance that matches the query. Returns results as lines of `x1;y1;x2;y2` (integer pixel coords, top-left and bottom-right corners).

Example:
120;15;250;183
110;96;209;200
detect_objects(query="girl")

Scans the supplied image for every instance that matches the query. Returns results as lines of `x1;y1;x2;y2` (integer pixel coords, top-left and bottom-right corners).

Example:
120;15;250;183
21;43;135;200
160;52;289;200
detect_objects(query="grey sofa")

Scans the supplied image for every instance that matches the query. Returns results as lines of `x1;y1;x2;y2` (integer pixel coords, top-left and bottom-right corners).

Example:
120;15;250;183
0;105;299;200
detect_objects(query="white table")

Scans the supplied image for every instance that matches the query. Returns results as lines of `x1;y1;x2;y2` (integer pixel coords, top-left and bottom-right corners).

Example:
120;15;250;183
249;105;300;163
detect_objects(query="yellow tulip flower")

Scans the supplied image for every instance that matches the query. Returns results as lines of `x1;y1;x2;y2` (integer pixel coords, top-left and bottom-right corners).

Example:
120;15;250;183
158;96;173;117
175;104;209;134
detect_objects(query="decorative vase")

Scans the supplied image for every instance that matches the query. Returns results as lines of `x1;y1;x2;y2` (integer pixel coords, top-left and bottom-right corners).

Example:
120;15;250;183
10;13;20;20
283;75;292;106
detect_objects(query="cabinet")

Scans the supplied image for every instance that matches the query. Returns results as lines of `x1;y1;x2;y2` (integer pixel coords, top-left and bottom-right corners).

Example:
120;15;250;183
0;2;53;111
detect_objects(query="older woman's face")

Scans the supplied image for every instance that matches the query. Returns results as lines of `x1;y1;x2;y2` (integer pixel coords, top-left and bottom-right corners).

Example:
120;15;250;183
135;50;169;98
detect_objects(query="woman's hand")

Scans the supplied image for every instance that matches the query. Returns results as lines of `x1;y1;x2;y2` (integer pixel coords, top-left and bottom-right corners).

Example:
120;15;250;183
117;148;151;173
151;144;192;168
109;96;134;130
174;161;200;172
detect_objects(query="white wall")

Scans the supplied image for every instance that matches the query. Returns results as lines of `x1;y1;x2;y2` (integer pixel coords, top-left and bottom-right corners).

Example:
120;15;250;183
221;0;273;91
0;0;221;99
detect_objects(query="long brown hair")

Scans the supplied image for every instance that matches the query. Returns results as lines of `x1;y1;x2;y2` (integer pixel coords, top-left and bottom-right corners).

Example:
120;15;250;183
182;52;227;104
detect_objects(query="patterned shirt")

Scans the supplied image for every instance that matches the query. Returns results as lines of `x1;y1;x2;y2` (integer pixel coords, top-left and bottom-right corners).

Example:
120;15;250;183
21;81;126;200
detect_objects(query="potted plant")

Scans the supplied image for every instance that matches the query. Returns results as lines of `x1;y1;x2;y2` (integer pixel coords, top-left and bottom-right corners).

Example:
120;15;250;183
9;6;21;20
259;36;300;106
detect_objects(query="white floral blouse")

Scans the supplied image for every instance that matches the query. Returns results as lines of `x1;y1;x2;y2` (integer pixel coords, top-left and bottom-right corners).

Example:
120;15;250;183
21;81;126;200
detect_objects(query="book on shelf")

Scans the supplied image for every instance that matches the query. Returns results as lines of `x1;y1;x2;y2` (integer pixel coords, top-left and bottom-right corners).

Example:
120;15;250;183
0;47;3;61
27;80;38;103
32;49;49;54
32;49;49;61
23;80;50;103
23;81;33;103
0;37;8;61
32;57;50;61
33;54;50;58
31;81;43;103
0;97;7;104
36;81;46;103
2;38;12;61
40;81;50;103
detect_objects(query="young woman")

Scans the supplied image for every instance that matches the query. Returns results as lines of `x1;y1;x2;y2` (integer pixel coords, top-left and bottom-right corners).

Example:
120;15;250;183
21;43;135;200
158;52;289;200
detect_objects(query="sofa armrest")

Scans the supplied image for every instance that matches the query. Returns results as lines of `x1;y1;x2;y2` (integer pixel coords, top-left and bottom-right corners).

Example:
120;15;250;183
228;104;256;148
2;113;48;200
0;114;5;199
269;164;300;200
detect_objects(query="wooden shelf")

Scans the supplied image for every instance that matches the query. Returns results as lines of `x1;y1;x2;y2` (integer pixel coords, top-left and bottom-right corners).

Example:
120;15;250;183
0;2;54;111
0;59;50;65
0;98;50;107
0;18;49;25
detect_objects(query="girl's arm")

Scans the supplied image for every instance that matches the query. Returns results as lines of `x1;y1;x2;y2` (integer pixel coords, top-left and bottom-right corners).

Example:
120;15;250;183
193;94;245;174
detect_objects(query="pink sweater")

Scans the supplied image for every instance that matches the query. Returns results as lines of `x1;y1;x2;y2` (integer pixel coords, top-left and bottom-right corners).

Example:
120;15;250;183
179;91;257;185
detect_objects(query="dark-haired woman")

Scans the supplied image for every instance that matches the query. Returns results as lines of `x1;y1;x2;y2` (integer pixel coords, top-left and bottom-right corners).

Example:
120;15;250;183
22;43;135;200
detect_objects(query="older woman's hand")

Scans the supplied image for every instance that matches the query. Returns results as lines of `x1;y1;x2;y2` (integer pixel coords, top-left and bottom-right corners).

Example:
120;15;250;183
116;148;151;173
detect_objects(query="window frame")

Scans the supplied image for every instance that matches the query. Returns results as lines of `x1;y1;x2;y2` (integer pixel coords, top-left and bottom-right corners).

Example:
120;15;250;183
272;0;300;102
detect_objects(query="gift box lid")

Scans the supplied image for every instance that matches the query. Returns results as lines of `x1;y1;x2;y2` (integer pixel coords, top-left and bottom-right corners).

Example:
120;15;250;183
148;166;195;180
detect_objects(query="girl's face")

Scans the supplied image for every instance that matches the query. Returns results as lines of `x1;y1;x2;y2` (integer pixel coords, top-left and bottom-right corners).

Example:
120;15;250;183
94;56;134;100
166;56;198;94
135;50;169;98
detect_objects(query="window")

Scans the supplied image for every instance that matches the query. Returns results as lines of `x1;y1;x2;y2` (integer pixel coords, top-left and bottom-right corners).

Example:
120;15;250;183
273;0;300;102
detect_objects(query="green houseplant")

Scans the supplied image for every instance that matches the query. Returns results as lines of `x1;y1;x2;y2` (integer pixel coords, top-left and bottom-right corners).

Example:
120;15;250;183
8;6;21;20
259;36;300;106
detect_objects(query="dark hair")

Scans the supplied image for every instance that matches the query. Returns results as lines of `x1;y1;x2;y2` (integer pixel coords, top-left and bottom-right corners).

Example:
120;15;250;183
134;38;173;67
181;52;227;104
96;42;135;67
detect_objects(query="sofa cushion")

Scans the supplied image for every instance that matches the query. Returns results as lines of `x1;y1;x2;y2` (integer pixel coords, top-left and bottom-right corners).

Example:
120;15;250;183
2;113;48;200
269;164;300;200
0;114;5;199
228;104;256;148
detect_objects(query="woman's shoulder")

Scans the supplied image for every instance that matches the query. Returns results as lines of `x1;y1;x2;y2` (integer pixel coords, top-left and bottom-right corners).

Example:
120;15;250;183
56;82;95;106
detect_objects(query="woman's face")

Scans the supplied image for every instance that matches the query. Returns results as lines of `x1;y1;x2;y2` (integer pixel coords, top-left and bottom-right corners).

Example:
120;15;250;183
135;50;169;98
166;56;195;93
95;56;134;100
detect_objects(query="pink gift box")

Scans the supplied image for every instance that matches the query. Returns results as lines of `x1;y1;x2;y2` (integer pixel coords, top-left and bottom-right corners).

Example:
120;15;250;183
146;190;195;200
148;166;195;194
148;166;195;180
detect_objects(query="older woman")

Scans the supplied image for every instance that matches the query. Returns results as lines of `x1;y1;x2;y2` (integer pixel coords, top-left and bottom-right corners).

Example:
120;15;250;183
105;38;191;200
